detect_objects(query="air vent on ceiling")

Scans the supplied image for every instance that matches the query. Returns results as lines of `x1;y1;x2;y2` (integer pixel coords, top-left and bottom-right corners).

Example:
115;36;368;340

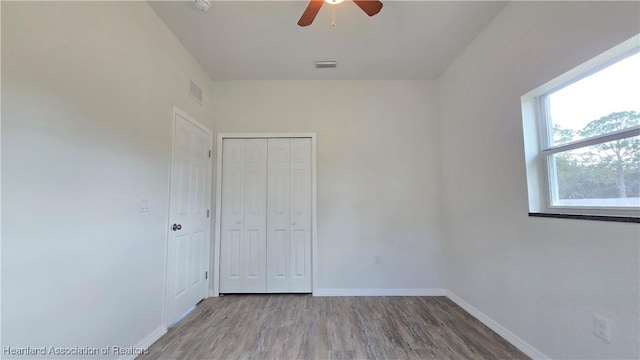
189;79;203;104
315;60;338;69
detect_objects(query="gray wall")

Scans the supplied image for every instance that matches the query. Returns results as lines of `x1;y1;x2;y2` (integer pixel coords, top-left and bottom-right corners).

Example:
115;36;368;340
211;80;444;291
2;1;216;352
439;2;640;358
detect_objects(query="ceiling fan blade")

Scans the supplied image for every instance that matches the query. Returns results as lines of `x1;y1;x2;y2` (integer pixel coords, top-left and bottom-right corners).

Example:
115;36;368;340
298;0;324;27
353;0;383;16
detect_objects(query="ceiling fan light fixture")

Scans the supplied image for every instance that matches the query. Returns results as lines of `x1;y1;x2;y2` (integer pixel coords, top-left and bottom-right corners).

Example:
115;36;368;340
298;0;382;26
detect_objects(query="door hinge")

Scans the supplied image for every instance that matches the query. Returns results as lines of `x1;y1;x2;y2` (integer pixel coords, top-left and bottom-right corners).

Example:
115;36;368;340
209;150;212;158
205;271;208;280
207;209;210;218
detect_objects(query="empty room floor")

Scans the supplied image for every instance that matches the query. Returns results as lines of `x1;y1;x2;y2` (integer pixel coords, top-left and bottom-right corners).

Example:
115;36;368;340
145;295;528;359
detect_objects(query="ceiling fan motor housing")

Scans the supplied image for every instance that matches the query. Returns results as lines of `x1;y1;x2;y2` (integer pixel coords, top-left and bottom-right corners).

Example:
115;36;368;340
298;0;383;27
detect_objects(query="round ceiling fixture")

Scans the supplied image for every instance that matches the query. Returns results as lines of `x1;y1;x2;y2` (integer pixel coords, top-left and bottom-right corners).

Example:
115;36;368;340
325;0;345;4
193;0;211;12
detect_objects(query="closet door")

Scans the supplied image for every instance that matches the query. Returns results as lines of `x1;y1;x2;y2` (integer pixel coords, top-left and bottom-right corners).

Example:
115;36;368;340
267;138;312;293
219;139;267;293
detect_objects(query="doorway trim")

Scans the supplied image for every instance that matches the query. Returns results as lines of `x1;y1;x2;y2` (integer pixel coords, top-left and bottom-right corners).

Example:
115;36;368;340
163;106;213;328
212;133;318;296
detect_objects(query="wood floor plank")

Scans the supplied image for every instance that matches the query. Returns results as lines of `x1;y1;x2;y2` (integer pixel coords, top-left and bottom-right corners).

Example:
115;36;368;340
144;296;528;360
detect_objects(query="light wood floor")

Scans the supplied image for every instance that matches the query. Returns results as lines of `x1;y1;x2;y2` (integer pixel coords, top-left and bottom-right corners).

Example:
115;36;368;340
145;295;528;360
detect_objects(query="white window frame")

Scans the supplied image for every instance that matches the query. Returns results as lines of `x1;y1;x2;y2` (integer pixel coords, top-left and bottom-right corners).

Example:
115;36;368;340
521;34;640;219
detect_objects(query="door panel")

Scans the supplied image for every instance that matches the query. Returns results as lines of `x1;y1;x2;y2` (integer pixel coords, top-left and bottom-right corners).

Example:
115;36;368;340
220;140;244;293
229;230;241;277
292;230;306;277
220;137;311;294
190;231;204;285
174;234;188;296
266;138;312;293
289;139;312;292
266;139;291;292
166;112;211;325
220;139;267;293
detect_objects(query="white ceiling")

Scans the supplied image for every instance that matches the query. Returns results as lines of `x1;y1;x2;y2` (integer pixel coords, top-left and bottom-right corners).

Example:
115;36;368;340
149;1;507;80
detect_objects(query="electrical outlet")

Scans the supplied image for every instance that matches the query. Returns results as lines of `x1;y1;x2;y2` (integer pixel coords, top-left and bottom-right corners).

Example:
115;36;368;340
374;255;380;265
593;314;610;343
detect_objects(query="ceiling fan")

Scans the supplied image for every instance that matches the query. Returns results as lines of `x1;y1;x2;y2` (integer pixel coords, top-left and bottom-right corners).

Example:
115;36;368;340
298;0;383;27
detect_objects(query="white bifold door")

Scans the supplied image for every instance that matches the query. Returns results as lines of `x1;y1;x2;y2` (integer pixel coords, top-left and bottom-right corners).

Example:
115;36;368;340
219;139;268;293
220;138;312;293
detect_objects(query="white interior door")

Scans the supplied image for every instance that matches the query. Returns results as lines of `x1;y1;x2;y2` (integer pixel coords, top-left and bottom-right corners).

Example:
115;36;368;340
166;110;211;325
267;138;312;293
219;139;268;293
218;137;311;294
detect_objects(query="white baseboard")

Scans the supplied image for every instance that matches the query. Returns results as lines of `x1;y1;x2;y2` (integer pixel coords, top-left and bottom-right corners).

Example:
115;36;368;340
445;290;549;360
314;288;447;297
118;325;166;360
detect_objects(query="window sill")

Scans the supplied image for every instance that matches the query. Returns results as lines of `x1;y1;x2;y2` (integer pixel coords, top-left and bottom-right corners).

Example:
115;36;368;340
529;212;639;223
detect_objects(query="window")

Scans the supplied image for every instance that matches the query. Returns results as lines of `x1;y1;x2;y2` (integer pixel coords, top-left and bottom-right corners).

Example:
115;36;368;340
522;35;640;220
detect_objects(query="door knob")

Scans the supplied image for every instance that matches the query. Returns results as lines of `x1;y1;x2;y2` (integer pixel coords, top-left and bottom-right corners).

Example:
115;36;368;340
172;224;182;231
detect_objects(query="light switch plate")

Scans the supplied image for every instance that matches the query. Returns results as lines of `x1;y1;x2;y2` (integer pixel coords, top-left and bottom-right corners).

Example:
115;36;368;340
139;199;150;213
